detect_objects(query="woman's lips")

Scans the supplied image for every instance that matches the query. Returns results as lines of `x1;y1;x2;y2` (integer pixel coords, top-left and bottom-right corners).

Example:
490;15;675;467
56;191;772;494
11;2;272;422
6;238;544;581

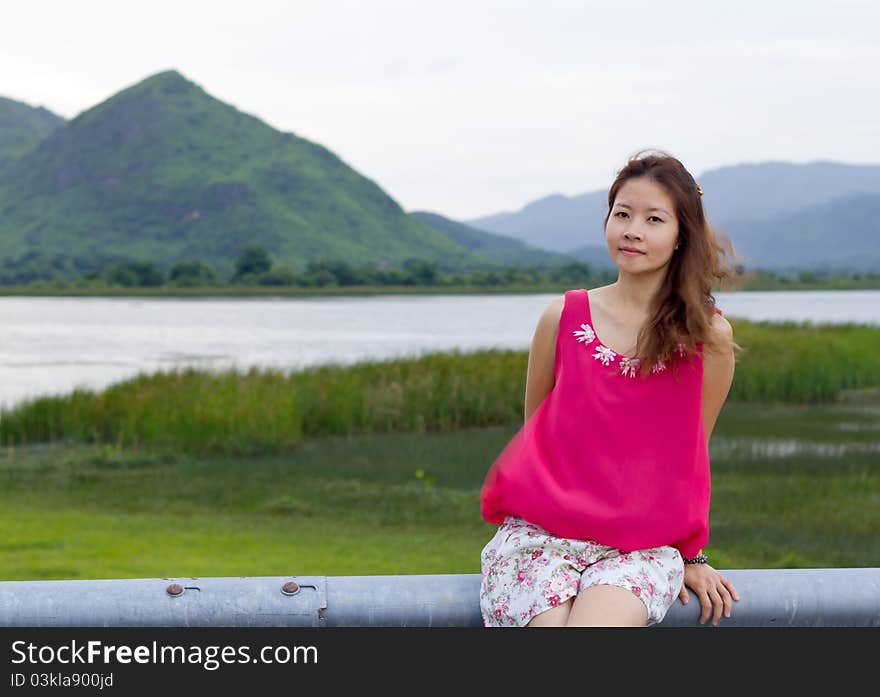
620;248;645;256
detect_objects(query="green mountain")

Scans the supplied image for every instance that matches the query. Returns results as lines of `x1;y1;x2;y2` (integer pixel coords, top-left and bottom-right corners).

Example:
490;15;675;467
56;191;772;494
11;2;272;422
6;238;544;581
0;70;485;277
409;210;578;268
0;96;65;164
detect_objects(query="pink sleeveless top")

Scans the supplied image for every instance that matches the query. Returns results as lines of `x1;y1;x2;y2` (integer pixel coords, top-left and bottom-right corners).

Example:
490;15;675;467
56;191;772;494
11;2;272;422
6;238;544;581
480;288;720;559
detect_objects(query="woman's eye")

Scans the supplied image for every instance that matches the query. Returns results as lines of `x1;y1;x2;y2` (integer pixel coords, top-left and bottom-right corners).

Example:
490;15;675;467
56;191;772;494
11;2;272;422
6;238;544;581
615;211;662;222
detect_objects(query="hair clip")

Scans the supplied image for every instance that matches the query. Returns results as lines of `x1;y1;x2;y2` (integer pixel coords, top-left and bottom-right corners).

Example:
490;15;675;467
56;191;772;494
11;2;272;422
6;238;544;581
695;182;703;196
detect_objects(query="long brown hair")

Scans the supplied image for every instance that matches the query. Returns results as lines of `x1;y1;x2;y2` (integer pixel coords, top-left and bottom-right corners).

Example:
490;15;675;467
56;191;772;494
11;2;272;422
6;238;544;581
602;149;747;377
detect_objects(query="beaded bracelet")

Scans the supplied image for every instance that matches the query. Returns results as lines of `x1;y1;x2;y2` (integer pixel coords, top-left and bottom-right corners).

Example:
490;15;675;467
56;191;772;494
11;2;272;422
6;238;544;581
682;553;709;564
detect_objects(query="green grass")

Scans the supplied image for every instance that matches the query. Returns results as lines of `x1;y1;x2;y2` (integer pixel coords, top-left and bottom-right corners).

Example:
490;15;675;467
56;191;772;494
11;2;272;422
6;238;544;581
0;392;877;580
1;321;877;580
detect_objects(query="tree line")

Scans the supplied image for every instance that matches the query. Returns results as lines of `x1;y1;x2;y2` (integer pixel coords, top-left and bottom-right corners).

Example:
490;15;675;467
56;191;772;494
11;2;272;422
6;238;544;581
0;246;606;289
1;247;877;290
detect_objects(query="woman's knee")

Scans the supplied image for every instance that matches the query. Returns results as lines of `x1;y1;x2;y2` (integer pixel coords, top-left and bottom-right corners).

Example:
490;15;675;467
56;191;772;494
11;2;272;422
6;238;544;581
566;584;649;627
526;596;574;627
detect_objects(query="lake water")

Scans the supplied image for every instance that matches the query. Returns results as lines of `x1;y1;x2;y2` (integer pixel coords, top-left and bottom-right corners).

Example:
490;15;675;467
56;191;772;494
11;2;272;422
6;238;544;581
1;289;878;409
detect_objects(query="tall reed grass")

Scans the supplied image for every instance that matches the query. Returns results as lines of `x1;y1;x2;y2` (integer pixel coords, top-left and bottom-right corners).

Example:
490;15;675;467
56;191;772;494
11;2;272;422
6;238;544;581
1;320;878;455
730;320;880;401
0;349;525;455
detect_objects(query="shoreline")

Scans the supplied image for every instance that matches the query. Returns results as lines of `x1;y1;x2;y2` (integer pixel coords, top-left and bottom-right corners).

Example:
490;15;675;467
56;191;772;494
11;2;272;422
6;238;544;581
2;281;880;298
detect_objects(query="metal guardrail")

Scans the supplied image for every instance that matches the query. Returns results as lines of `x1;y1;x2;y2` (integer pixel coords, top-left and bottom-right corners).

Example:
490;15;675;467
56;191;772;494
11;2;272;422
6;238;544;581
1;569;878;627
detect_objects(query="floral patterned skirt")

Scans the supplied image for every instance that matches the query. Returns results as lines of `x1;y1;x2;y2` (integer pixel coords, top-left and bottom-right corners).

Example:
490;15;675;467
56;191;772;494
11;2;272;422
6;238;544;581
480;515;685;627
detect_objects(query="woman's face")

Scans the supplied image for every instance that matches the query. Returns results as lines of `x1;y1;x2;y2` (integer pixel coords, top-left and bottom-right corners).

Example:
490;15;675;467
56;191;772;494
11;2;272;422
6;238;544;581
605;177;680;274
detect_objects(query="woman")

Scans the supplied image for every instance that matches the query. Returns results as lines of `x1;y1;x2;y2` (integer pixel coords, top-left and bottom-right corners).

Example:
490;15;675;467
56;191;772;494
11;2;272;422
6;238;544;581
479;149;743;627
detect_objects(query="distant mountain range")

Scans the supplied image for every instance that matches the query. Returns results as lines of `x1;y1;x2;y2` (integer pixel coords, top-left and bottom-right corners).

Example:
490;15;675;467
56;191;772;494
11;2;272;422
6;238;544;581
408;211;570;268
0;71;569;277
466;161;880;272
2;71;878;275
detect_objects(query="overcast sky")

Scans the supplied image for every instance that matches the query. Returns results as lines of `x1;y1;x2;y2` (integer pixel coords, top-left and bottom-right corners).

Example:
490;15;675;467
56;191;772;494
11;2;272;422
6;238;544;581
3;0;878;219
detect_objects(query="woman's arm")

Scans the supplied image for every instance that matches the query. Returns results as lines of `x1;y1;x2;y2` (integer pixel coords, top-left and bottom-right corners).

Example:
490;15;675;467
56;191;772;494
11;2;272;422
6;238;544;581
523;296;564;423
680;313;739;624
702;313;736;445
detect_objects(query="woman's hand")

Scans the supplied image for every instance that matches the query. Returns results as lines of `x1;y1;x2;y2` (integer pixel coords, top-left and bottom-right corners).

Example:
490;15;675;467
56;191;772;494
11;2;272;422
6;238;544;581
679;563;740;626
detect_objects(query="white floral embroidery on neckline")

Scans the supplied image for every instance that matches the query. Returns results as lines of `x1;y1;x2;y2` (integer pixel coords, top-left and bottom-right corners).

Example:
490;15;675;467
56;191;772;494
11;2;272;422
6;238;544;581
571;322;683;377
